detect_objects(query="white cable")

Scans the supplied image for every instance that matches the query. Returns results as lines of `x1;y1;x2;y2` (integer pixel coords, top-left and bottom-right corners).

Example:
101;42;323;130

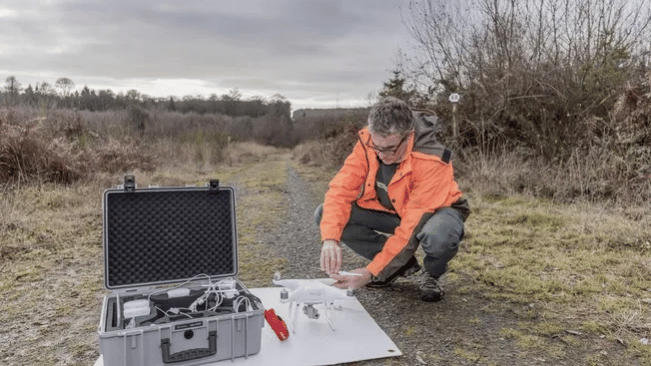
233;296;251;313
207;292;224;312
147;273;213;302
156;306;169;316
145;275;246;320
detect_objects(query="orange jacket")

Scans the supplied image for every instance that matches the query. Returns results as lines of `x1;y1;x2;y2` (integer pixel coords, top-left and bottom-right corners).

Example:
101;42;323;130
320;127;465;280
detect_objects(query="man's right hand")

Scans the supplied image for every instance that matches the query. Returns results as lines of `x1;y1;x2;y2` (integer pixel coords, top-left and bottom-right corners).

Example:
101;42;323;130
320;239;342;275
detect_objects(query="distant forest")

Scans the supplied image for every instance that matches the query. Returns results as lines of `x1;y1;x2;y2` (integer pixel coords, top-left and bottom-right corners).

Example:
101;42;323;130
0;76;292;119
0;75;373;150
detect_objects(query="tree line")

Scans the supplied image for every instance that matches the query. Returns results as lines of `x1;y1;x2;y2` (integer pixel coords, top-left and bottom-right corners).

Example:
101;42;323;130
0;76;291;119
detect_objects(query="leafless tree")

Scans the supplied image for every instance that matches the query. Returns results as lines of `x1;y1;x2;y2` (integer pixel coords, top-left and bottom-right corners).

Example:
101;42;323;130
401;0;651;159
55;77;75;98
404;0;651;90
4;76;21;105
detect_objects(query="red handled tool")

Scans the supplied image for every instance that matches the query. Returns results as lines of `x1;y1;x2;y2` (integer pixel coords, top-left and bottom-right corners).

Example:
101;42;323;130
264;309;289;341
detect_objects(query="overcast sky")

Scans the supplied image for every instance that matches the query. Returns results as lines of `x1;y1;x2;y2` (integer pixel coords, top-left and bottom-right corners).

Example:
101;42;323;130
0;0;415;111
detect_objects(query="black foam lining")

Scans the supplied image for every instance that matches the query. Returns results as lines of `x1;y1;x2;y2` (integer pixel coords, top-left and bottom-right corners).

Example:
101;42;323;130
105;188;236;288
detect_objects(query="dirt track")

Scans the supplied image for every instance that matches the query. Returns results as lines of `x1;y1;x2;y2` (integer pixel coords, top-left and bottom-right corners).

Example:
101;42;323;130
268;164;516;366
262;161;639;366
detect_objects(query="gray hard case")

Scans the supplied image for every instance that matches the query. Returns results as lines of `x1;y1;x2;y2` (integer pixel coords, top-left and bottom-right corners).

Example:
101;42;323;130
97;177;264;366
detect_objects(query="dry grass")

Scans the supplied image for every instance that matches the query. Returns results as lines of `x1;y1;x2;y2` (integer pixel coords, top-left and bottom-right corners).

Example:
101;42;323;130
223;141;288;166
457;145;651;206
452;190;651;363
0;141;291;366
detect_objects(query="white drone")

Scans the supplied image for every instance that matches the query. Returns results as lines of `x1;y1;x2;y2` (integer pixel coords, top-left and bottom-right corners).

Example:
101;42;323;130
272;272;356;332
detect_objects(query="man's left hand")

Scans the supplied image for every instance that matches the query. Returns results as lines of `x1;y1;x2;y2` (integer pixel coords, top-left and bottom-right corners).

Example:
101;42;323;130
329;268;372;289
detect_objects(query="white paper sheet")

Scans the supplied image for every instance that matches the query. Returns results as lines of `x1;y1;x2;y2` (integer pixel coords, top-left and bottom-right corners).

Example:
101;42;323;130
95;287;402;366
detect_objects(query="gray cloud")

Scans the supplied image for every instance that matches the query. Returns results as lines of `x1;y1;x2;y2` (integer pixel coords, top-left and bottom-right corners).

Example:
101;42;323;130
1;0;413;109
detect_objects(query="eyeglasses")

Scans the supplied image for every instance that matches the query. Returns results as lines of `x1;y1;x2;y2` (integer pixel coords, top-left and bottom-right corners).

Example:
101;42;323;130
366;131;413;154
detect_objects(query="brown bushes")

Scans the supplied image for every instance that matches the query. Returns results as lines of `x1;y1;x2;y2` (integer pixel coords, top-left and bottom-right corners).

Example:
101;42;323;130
294;124;360;168
403;0;651;162
453;73;651;205
300;72;651;206
0;117;79;184
0;108;157;185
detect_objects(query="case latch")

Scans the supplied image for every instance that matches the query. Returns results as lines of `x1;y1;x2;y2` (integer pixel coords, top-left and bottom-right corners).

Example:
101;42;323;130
124;175;136;192
209;179;219;193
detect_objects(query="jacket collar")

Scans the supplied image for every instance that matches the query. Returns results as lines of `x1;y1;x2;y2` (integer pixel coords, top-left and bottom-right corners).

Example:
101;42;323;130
358;127;415;172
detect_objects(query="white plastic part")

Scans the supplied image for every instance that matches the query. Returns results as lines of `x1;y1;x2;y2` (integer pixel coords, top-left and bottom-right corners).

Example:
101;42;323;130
123;299;151;318
167;288;191;298
218;279;238;298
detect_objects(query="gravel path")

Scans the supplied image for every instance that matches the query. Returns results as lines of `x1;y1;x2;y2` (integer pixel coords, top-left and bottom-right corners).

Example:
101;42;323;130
257;163;501;366
266;164;367;280
250;160;617;366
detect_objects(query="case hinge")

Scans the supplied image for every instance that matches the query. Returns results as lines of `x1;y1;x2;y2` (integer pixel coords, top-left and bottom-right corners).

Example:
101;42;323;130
209;179;219;193
124;175;136;192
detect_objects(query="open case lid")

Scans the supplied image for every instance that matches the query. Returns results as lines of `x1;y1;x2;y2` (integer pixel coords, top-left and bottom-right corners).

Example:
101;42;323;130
102;178;238;291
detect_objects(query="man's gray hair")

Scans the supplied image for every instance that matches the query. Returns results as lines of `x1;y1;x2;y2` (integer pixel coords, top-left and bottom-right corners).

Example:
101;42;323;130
367;97;414;136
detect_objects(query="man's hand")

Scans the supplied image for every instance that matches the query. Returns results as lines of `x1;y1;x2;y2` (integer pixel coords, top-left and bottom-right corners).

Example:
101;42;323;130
320;239;342;275
329;268;372;289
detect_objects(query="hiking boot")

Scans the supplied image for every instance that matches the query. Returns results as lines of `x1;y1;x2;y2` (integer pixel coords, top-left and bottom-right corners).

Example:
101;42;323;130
420;272;444;302
367;257;421;288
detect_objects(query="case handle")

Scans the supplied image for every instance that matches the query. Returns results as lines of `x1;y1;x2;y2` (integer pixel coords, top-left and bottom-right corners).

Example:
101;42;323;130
160;330;217;363
124;175;136;192
209;179;219;193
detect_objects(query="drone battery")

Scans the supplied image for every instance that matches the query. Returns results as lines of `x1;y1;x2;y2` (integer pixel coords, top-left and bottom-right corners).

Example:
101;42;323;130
167;288;191;298
123;299;151;318
98;179;264;366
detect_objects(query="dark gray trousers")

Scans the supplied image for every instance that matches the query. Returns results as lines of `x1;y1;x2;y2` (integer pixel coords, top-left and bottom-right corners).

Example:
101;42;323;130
315;203;464;278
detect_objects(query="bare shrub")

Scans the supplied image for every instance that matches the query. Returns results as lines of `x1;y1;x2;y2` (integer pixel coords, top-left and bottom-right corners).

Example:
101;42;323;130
252;114;296;147
403;0;651;160
293;108;369;142
0;117;79;184
79;138;157;175
294;124;359;168
227;116;253;142
0;108;161;184
42;109;86;139
78;109;129;138
126;105;148;136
